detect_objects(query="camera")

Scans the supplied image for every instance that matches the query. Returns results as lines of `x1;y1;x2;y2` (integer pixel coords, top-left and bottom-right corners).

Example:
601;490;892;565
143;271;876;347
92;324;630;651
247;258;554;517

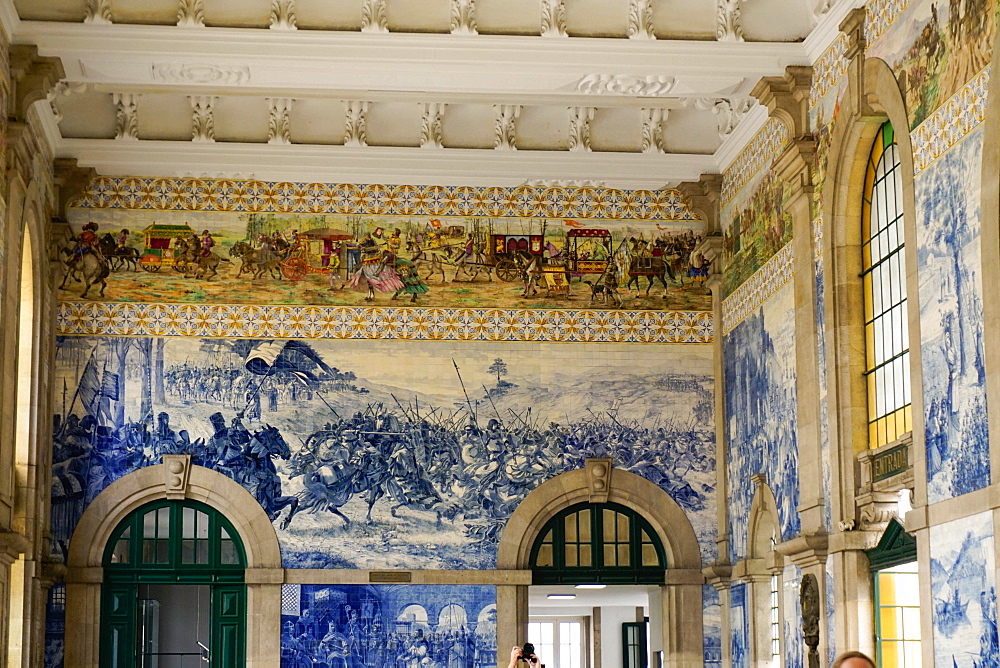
520;643;537;664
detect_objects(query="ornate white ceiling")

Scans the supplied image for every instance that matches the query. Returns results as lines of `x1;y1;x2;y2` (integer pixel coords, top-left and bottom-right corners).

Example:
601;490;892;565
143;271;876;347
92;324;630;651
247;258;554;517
7;0;857;188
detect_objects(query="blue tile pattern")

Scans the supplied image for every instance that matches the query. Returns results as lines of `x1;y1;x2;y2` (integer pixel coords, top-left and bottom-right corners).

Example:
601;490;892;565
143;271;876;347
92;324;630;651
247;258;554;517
281;584;497;668
724;282;800;563
930;512;998;666
50;337;717;569
916;126;990;503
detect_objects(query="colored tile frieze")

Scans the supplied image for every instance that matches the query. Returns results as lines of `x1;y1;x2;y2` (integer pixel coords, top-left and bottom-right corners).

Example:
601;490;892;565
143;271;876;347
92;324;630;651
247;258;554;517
56;301;714;344
76;178;701;221
721;242;793;335
864;0;913;48
910;66;990;175
809;34;849;111
721;119;789;207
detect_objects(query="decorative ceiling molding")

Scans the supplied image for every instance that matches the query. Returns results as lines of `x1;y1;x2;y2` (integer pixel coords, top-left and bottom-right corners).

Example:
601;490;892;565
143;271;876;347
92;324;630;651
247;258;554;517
189;96;217;143
628;0;656;40
420;102;447;149
112;92;139;141
150;63;251;86
177;0;206;28
716;0;743;42
84;0;112;26
450;0;477;35
361;0;389;34
493;104;520;151
641;108;667;154
267;98;293;145
576;74;676;97
54;139;718;189
692;97;755;138
541;0;568;38
269;0;298;31
46;81;87;123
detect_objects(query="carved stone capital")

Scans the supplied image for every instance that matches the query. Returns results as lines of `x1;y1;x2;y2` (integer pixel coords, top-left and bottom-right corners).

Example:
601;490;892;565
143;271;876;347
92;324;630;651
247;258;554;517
839;7;867;61
53;159;96;222
163;455;192;500
776;532;828;569
750;66;813;139
9;45;66;122
702;563;733;589
584;458;612;503
0;530;31;565
678;174;722;234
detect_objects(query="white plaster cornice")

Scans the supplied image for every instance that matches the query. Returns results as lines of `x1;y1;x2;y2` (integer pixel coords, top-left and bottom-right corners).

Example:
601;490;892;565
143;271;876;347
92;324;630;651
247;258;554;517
18;22;808;98
802;0;865;62
713;102;769;173
54;138;716;189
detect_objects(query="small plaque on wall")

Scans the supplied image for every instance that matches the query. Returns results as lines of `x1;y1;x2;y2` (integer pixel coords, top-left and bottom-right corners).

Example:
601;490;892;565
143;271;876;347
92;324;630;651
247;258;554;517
872;444;909;482
370;571;412;583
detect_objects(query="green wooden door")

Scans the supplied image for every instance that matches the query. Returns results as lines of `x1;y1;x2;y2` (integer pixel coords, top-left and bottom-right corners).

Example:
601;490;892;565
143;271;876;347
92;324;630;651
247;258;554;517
211;584;246;667
100;500;247;668
101;583;137;668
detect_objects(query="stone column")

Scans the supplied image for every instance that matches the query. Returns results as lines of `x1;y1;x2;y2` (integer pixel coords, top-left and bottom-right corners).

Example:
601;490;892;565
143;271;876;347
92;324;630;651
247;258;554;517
497;584;528;668
660;571;705;668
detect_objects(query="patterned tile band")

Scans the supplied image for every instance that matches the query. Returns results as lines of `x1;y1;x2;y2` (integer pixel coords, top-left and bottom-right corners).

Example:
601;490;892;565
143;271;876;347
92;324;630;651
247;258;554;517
910;66;990;175
721;119;790;207
865;0;912;48
809;34;849;111
57;301;715;344
721;242;794;335
75;178;701;221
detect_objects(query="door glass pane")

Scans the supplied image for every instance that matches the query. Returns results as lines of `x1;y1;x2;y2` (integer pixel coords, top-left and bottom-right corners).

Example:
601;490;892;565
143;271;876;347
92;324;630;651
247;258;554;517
112;527;131;564
139;584;211;668
220;527;239;565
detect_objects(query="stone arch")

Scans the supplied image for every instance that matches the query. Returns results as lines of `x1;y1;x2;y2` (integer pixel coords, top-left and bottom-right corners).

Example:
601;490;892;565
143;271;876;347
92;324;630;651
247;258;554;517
820;55;924;513
497;465;701;571
64;462;282;668
2;169;58;668
747;478;780;560
495;462;704;668
819;54;921;659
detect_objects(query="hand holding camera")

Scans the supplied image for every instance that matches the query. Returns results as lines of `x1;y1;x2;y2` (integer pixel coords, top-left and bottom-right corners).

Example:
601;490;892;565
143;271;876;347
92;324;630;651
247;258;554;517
508;644;543;668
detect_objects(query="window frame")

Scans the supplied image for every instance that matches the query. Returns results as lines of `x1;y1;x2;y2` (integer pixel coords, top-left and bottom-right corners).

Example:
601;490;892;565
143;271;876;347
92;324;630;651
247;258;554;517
860;121;912;448
529;502;666;585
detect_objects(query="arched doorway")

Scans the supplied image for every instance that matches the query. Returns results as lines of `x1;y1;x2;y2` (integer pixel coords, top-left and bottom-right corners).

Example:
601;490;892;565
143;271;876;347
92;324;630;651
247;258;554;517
101;500;246;667
65;461;282;668
496;461;705;668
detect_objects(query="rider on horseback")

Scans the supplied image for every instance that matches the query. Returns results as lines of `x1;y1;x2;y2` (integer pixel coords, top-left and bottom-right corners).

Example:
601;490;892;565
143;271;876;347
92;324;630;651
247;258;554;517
68;222;101;270
200;229;215;258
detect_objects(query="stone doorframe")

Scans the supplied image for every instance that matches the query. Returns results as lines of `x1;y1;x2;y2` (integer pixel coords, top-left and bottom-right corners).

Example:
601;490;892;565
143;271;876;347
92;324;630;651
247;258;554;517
63;458;283;668
495;459;706;668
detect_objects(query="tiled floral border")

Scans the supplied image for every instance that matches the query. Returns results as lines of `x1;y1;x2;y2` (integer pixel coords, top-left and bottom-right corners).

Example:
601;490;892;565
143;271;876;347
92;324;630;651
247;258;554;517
721;119;789;207
810;34;849;111
721;242;793;335
910;66;990;175
864;0;912;49
56;301;714;344
74;177;702;221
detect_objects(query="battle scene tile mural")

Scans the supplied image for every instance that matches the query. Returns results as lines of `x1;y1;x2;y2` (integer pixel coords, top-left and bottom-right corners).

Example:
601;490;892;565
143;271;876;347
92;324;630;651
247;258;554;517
916;126;990;503
704;585;723;668
61;205;712;312
50;337;716;569
867;0;995;129
281;584;497;668
724;282;800;563
930;512;998;667
730;583;749;668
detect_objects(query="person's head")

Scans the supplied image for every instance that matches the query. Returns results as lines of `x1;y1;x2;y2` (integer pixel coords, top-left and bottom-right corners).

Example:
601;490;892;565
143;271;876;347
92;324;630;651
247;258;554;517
831;651;876;668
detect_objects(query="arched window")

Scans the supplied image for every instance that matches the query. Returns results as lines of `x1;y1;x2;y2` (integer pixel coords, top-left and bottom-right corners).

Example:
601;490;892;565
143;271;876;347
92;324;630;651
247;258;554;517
529;503;666;584
862;121;911;448
101;500;247;668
